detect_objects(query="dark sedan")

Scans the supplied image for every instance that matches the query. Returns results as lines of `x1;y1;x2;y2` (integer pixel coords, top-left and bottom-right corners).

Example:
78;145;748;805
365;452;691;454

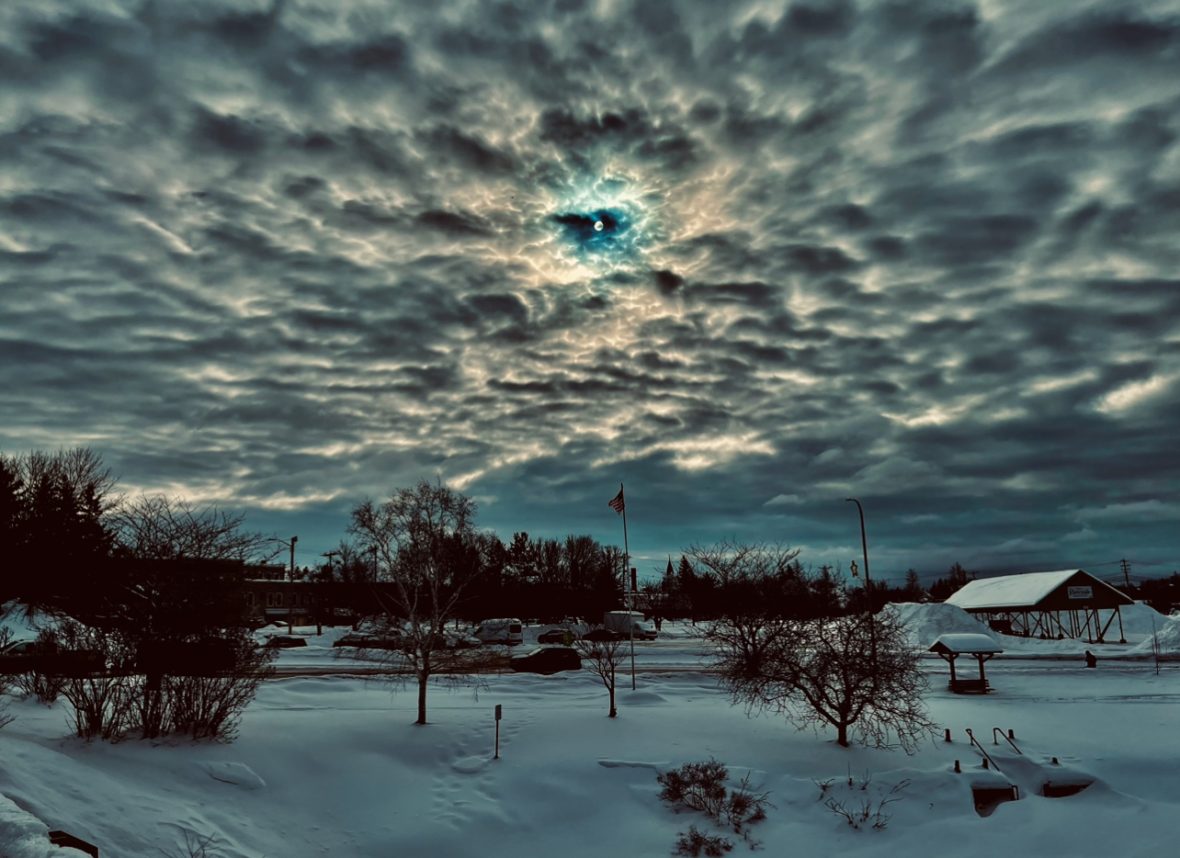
333;632;405;650
580;628;624;643
509;646;581;675
0;640;104;676
262;635;307;649
0;640;39;674
537;628;575;645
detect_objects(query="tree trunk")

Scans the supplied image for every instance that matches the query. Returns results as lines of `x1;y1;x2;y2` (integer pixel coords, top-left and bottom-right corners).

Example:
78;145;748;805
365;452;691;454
837;721;849;747
608;684;617;718
416;673;428;725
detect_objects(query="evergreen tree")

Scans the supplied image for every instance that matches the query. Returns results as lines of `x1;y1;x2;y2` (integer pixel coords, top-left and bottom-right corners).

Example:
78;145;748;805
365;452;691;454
903;569;924;601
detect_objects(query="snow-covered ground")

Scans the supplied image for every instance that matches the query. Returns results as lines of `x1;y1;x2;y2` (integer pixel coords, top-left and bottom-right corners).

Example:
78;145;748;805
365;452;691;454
3;605;1179;856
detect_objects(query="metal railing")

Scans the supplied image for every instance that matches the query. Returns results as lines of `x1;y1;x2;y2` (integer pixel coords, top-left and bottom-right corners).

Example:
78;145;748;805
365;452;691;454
965;728;1001;771
992;727;1023;755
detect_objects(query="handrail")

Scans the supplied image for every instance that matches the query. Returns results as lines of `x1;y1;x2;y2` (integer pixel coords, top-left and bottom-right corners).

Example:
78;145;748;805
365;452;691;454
992;727;1022;755
965;728;1001;771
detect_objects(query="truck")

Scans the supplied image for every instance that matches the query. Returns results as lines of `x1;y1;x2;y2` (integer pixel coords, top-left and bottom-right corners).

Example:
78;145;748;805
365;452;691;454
603;610;657;640
473;618;524;645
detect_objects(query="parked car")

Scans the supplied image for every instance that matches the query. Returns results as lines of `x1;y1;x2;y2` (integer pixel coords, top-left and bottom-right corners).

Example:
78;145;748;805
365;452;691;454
262;635;307;649
537;628;575;645
0;640;104;676
0;640;39;674
581;628;624;643
473;618;524;645
509;646;581;675
333;632;405;650
603;610;658;640
443;632;482;650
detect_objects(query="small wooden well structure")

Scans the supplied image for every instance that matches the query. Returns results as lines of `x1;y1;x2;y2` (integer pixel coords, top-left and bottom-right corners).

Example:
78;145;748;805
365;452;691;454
930;633;1003;694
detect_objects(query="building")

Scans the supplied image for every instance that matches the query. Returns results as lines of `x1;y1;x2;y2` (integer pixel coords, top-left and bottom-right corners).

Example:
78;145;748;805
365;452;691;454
945;569;1133;643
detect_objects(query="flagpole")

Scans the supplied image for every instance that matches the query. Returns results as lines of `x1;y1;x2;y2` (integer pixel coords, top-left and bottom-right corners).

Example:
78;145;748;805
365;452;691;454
619;483;636;691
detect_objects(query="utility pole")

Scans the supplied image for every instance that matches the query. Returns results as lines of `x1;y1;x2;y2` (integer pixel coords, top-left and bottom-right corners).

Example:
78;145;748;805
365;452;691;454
288;535;298;634
319;550;339;635
1121;558;1131;589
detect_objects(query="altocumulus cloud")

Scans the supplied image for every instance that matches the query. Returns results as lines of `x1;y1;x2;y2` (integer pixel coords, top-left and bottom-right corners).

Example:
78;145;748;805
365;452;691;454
1;0;1179;577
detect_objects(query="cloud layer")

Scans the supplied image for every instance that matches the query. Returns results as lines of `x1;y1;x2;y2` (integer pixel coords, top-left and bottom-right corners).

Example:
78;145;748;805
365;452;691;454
2;0;1178;579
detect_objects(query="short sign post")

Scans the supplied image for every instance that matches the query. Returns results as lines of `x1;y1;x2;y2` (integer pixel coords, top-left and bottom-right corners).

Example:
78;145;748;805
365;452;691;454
494;704;502;760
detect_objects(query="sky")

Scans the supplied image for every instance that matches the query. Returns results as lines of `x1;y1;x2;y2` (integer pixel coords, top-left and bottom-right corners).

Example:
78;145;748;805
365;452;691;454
1;0;1178;584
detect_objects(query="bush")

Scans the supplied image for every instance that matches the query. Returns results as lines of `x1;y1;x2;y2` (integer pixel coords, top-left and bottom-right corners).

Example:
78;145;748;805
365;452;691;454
658;759;770;853
819;773;909;831
675;825;733;857
15;667;65;704
166;640;274;740
41;620;274;742
0;629;12;729
53;620;134;740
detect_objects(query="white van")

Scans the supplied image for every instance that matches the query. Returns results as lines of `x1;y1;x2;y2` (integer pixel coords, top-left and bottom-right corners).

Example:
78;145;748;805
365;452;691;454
603;610;658;640
473;618;524;645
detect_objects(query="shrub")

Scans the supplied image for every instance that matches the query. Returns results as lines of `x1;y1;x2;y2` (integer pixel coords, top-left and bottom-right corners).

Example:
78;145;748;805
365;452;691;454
658;759;770;853
820;774;910;830
675;825;733;857
15;667;64;704
166;640;274;740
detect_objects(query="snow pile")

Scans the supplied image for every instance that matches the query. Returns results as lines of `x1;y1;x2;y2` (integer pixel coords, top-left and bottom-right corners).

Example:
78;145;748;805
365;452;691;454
0;794;54;858
883;602;1000;648
200;762;266;790
1117;601;1173;640
1131;614;1180;656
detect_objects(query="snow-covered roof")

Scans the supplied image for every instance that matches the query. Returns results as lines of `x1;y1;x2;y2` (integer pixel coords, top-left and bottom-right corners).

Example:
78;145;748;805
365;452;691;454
929;633;1004;655
945;569;1083;610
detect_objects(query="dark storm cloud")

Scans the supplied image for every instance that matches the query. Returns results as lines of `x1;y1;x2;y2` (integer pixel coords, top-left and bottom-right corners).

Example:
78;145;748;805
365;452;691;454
1;0;1177;576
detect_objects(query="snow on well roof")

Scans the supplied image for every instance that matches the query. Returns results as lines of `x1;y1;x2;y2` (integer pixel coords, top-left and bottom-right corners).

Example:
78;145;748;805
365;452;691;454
929;633;1004;655
944;569;1083;610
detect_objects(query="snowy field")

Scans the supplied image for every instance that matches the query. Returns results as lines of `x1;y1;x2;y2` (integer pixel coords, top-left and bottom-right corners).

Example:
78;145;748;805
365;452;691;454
3;606;1179;857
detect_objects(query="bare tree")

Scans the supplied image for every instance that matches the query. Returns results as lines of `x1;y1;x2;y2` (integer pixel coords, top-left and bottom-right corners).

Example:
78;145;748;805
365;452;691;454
709;610;934;752
349;480;485;725
575;637;625;717
687;541;806;620
693;542;934;752
113;495;268;562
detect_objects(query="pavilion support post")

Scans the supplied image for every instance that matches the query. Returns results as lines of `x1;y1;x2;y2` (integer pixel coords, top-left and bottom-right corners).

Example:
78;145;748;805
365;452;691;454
1098;609;1116;643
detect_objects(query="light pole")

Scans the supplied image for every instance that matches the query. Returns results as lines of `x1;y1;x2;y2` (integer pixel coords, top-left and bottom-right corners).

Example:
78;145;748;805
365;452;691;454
319;550;339;635
845;498;871;601
267;536;299;634
845;498;876;663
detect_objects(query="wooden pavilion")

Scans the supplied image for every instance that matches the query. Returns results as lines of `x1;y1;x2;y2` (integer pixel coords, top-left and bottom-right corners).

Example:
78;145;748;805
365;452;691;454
945;569;1133;643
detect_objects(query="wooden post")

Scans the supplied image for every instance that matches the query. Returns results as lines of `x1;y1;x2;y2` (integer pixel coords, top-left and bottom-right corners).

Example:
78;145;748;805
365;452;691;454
494;704;502;760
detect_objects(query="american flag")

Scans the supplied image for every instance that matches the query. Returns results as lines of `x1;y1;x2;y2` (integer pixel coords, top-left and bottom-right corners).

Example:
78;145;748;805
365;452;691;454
608;486;625;514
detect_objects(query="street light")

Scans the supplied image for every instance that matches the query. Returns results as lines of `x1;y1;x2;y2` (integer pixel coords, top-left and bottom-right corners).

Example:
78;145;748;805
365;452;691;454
267;535;298;634
845;498;876;663
318;550;339;635
845;498;871;597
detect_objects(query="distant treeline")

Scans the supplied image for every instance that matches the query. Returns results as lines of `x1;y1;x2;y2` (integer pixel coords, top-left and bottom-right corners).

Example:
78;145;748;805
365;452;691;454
2;447;1016;625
